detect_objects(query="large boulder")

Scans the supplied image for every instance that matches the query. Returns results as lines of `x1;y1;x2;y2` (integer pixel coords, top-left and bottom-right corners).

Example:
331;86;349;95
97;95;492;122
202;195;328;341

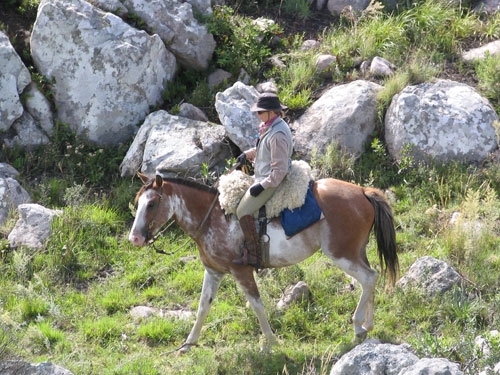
330;339;463;375
120;110;231;177
30;0;176;146
0;30;31;131
120;0;215;71
215;82;261;151
385;79;498;163
291;80;382;159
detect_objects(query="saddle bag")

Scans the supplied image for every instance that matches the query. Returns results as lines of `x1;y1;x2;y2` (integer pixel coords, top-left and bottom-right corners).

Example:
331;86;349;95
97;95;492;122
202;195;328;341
280;181;322;237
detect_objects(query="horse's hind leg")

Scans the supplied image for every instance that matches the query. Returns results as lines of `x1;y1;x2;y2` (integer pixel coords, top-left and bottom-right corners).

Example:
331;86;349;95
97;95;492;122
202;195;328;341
331;256;378;340
181;268;224;353
231;267;278;352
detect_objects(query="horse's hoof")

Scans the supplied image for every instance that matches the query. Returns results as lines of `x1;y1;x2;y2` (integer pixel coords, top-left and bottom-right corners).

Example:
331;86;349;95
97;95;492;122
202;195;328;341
177;342;195;355
354;330;368;343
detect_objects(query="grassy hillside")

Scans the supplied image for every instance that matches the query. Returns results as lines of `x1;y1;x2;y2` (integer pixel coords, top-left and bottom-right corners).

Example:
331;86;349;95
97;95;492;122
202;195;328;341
1;0;500;374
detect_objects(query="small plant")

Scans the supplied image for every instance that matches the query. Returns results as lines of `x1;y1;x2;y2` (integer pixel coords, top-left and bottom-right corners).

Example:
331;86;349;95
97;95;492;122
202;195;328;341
136;318;183;345
208;5;284;76
20;297;49;322
282;0;311;20
81;316;123;344
475;53;500;111
310;142;356;181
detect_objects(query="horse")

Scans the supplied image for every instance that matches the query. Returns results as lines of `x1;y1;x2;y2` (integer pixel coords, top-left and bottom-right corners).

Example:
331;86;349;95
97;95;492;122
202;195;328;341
128;172;399;352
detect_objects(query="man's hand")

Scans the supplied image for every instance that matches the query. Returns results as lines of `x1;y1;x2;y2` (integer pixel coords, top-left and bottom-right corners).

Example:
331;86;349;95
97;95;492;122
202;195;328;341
250;183;264;197
235;153;246;170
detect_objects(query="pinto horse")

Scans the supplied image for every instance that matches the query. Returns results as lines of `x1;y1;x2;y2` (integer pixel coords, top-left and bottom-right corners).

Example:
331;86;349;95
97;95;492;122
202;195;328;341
129;172;398;352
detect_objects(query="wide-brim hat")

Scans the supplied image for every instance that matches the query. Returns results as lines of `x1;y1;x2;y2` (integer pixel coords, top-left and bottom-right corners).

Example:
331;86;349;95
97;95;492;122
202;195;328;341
250;92;288;112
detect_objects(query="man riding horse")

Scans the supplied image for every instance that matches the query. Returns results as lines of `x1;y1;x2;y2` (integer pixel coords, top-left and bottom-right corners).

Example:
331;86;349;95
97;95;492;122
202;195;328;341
233;92;293;268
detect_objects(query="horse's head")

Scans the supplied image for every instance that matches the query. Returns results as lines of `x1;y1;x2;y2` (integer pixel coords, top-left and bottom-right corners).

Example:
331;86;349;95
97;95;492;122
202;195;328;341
129;172;173;247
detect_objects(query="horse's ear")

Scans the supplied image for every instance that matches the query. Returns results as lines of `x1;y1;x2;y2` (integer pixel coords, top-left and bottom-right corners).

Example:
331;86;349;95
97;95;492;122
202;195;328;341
137;172;150;184
154;174;164;188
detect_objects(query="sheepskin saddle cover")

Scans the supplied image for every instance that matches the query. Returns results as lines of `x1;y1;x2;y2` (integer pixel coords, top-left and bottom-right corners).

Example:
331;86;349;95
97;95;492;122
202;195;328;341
218;160;314;218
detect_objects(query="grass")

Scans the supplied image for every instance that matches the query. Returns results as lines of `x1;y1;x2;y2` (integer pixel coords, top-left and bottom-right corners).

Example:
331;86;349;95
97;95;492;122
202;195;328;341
1;0;500;373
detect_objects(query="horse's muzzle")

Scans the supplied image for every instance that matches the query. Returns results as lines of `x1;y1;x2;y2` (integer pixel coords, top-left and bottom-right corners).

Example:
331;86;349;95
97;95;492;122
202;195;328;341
129;231;147;247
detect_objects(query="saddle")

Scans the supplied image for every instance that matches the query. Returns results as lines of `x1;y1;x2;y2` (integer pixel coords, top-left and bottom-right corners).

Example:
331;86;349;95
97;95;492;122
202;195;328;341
218;160;314;218
218;161;323;269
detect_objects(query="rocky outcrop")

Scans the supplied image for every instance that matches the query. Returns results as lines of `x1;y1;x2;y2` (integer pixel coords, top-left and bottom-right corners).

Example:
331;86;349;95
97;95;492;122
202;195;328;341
31;0;176;146
330;339;463;375
385;79;498;163
291;80;383;158
119;110;231;177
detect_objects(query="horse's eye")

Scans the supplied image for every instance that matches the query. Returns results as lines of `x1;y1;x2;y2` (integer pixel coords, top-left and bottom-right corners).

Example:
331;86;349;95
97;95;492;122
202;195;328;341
147;201;155;209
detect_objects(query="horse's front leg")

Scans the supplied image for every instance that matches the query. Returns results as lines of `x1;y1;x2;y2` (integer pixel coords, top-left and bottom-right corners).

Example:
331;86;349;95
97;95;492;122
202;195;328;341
180;267;224;354
231;267;278;352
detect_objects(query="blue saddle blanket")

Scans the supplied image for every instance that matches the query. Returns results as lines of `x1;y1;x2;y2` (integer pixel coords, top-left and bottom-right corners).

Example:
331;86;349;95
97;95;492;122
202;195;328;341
280;181;322;237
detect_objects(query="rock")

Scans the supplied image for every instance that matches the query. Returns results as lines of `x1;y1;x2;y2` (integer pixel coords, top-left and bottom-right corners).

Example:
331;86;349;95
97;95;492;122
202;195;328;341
315;54;337;76
120;0;215;70
0;361;74;375
385;79;498;163
31;0;176;146
327;0;371;16
396;256;463;296
8;203;61;250
291;80;382;159
178;103;208;122
0;177;31;225
330;339;419;375
369;56;396;77
215;82;260;151
462;40;500;63
120;110;231;177
208;69;232;90
330;340;463;375
277;281;310;310
0;30;31;131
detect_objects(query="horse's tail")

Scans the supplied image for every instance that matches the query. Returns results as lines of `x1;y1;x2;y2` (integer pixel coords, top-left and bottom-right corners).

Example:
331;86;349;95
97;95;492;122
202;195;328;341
364;188;399;287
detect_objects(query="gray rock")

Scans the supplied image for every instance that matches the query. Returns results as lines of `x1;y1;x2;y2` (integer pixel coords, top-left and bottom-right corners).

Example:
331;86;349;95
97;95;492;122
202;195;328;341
0;31;31;131
397;256;463;296
8;203;62;250
0;361;74;375
291;80;382;159
385;79;498;163
31;0;176;146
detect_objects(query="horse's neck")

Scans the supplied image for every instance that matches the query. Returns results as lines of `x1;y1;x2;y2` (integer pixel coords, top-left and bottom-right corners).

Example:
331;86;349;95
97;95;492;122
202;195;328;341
170;185;218;236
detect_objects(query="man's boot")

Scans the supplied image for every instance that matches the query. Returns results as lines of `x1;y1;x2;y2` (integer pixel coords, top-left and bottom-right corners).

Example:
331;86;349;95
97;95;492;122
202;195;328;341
233;215;261;268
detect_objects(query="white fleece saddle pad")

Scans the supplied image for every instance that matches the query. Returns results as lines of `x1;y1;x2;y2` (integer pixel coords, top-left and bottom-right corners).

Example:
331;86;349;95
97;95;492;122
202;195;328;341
218;160;313;218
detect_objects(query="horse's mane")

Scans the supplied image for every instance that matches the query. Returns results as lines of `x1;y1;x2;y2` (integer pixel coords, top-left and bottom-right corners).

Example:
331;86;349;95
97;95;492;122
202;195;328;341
163;177;218;194
135;176;217;204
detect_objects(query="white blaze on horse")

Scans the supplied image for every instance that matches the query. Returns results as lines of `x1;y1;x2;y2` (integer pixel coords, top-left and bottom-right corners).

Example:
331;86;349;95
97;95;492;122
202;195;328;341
128;172;399;352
